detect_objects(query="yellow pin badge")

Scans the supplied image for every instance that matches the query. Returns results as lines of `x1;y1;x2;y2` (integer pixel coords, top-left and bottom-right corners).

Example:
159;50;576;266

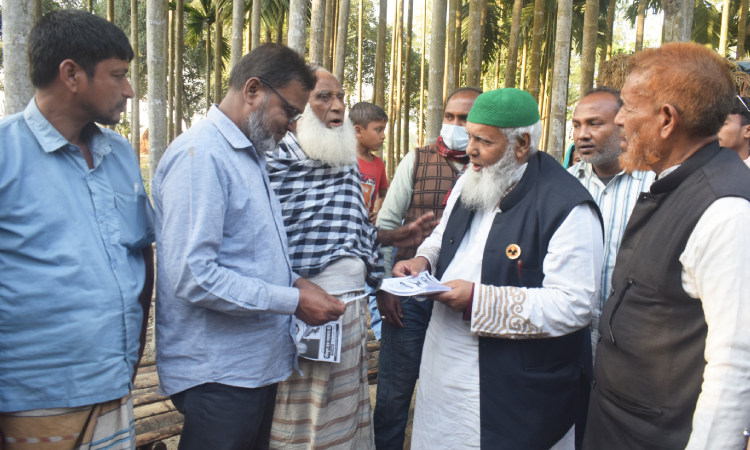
506;244;521;259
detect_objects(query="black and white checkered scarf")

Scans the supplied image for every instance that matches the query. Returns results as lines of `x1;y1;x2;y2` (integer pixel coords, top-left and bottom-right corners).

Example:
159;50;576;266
265;132;384;288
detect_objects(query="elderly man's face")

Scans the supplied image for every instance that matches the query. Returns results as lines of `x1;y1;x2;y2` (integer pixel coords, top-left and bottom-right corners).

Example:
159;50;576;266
615;73;662;172
309;72;346;128
465;122;511;171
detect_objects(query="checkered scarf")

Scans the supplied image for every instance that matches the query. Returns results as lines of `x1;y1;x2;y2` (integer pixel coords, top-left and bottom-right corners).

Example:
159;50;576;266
265;132;384;288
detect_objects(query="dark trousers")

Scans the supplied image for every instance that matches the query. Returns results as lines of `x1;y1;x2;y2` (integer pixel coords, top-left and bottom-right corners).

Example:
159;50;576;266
171;382;278;450
374;297;433;450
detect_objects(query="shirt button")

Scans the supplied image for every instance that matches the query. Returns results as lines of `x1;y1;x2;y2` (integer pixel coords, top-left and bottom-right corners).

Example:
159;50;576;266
450;238;455;244
592;380;597;389
602;191;608;195
610;288;615;295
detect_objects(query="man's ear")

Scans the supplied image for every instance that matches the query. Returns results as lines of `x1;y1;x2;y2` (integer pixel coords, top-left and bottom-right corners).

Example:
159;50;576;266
742;122;750;141
660;104;679;140
242;77;265;109
514;132;532;162
59;59;84;94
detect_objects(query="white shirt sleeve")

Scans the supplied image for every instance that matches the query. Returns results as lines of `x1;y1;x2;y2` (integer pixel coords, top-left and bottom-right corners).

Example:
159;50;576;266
376;150;416;277
414;173;466;273
681;197;750;450
471;203;603;338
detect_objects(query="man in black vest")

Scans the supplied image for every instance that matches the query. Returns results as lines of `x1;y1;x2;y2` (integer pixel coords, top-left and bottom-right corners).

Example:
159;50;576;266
584;43;750;449
393;88;604;450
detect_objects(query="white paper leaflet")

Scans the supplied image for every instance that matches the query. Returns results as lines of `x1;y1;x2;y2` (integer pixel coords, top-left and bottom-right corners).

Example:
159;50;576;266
380;271;452;298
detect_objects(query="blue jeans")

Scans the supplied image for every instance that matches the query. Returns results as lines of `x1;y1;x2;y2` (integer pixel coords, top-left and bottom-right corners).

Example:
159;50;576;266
367;284;382;340
374;297;433;450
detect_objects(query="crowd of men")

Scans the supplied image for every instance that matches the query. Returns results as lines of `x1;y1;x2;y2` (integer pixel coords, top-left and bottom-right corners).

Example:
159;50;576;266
2;8;750;450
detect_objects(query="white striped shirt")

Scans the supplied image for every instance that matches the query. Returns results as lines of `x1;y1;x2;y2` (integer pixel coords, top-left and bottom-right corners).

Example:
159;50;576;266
568;162;655;350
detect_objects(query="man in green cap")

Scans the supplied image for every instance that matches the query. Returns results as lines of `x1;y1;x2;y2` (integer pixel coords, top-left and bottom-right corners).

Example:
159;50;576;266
392;88;604;449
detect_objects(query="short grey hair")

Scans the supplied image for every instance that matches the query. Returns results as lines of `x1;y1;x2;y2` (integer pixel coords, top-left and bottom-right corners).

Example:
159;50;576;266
498;120;543;154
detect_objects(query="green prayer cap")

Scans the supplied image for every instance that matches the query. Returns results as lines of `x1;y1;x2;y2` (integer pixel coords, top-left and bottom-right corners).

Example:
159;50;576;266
467;88;540;128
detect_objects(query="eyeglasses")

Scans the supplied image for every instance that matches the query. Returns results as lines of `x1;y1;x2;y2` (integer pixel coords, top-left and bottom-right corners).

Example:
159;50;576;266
738;95;750;114
258;78;303;124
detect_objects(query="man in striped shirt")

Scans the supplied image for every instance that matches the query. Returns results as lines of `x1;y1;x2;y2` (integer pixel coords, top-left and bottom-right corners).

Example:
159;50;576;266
569;86;656;353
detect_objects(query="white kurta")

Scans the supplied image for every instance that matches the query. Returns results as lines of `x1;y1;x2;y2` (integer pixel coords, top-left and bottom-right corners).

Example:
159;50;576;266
410;170;603;450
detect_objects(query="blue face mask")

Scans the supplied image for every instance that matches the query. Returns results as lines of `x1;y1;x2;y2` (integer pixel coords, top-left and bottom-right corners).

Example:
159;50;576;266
440;124;469;152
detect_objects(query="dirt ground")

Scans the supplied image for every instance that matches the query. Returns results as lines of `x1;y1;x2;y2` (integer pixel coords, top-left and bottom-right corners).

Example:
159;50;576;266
144;303;417;450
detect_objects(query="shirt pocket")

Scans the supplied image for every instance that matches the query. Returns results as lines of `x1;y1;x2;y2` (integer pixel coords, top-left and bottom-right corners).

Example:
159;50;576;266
113;188;154;250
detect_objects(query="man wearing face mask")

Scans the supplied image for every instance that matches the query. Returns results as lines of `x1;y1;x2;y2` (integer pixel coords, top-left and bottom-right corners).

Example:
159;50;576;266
373;87;482;450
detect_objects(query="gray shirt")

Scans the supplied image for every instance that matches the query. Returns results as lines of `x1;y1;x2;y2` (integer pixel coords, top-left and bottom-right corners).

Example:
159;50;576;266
153;106;300;395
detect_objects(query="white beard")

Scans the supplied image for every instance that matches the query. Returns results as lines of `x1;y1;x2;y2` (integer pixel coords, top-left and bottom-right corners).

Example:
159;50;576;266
295;104;358;167
459;145;522;212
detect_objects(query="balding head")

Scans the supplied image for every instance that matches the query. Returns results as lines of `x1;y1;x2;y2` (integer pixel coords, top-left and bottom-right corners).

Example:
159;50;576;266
308;69;347;128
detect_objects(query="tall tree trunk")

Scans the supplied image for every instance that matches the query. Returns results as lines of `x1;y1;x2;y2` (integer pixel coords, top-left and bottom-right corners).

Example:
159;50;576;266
504;0;524;87
662;0;694;43
580;0;599;94
453;0;461;92
403;0;413;155
466;0;483;87
3;0;35;115
425;0;447;144
598;0;616;73
331;0;340;70
418;0;427;146
252;0;262;48
324;0;336;69
310;0;327;64
740;0;748;58
215;13;224;103
276;10;285;44
635;1;646;51
529;0;545;101
147;0;168;181
175;0;184;137
108;0;114;21
394;0;404;162
131;0;140;154
386;0;399;177
87;0;93;13
719;0;730;55
548;0;572;162
206;27;212;112
288;0;307;55
358;0;364;101
519;32;528;90
34;0;42;21
374;0;388;107
445;0;457;101
265;22;272;42
231;0;245;66
251;9;253;53
333;0;351;82
168;11;175;142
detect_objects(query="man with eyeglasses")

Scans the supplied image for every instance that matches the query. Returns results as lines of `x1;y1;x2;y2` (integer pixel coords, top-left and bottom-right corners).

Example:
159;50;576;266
152;44;347;450
718;95;750;166
264;68;438;450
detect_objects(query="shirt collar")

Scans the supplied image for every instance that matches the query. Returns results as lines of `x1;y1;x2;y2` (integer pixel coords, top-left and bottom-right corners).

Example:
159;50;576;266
573;161;647;181
24;98;70;154
207;104;254;152
24;98;113;164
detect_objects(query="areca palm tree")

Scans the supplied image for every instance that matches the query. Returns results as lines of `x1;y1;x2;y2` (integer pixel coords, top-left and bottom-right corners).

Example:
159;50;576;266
185;0;231;113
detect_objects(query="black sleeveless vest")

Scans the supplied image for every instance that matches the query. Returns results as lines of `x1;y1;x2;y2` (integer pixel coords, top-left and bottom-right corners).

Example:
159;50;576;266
584;143;750;449
436;151;602;449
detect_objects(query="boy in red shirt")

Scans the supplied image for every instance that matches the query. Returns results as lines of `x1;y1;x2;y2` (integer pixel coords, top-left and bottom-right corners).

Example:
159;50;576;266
350;102;389;223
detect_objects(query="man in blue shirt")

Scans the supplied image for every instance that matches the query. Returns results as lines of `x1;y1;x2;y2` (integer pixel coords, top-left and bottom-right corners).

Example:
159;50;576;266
153;44;346;450
0;10;154;450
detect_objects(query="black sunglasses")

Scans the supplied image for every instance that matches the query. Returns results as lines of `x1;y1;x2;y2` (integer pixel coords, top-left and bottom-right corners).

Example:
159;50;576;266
258;78;303;123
